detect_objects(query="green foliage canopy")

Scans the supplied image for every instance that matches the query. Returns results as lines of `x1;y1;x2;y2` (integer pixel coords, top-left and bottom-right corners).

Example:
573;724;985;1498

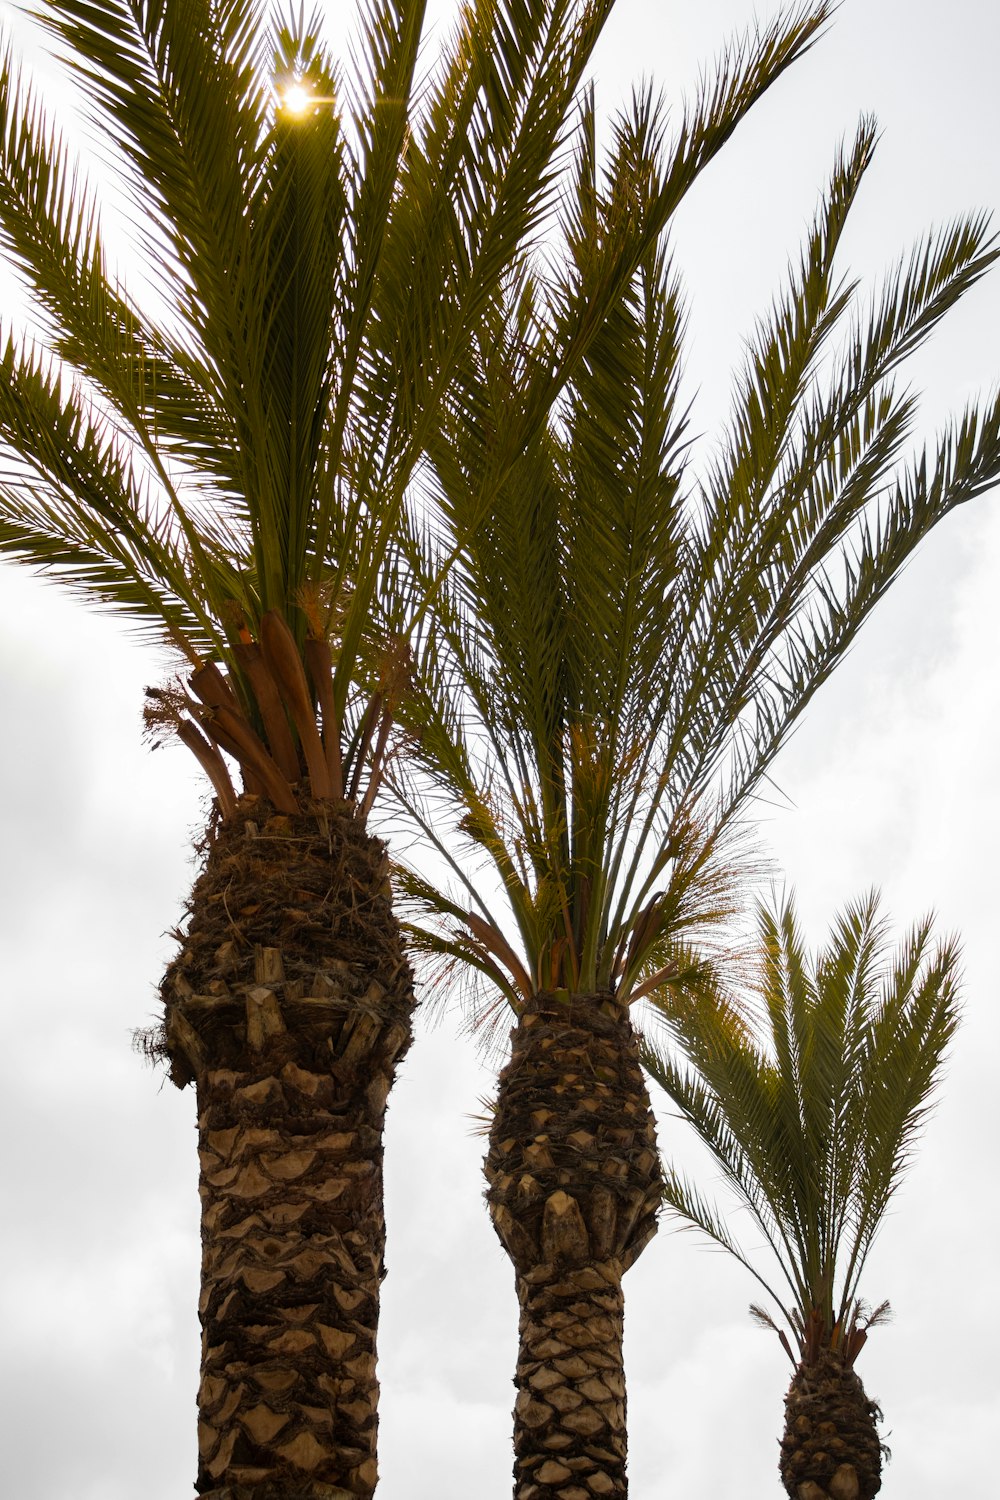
0;0;689;781
642;892;961;1361
393;100;1000;1017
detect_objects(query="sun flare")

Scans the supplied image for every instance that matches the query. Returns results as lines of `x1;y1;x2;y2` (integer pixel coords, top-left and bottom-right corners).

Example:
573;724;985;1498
280;80;315;117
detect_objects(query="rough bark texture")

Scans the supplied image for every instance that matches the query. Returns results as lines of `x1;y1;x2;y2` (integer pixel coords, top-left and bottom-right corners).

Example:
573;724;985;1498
512;1263;627;1499
780;1352;883;1500
485;991;663;1500
159;796;415;1500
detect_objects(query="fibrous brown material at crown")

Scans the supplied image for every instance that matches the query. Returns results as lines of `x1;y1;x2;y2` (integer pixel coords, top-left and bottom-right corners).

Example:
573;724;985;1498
159;796;413;1083
780;1351;884;1500
156;797;415;1499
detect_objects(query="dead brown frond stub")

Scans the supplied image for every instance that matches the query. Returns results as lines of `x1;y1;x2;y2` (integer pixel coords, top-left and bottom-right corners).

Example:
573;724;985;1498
131;1021;169;1068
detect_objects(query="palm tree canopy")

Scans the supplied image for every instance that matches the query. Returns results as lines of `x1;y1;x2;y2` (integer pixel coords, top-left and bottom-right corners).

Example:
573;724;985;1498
393;105;1000;1015
2;0;748;808
641;891;961;1363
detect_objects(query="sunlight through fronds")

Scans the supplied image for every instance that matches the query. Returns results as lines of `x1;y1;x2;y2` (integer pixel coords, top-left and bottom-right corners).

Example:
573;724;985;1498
277;76;332;115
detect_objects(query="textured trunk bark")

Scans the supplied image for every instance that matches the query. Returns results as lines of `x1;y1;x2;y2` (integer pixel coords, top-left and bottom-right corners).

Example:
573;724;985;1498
159;797;415;1500
485;992;663;1500
780;1352;883;1500
512;1261;627;1498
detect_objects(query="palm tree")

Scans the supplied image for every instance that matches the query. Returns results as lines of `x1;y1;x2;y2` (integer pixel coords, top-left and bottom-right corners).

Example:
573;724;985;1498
641;893;961;1500
393;100;1000;1498
0;0;724;1491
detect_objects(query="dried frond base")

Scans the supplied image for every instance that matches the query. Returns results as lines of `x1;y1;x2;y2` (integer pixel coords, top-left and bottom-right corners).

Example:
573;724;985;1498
160;796;413;1087
780;1353;883;1500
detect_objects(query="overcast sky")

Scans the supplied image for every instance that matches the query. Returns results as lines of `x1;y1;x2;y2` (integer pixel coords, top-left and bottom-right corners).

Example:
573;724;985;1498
1;1;998;1496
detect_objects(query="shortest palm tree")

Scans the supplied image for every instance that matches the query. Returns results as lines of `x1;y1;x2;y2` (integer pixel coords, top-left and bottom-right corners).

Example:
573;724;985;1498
641;892;960;1500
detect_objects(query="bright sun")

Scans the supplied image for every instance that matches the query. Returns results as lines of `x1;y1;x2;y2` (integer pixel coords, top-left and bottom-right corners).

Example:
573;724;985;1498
281;81;315;117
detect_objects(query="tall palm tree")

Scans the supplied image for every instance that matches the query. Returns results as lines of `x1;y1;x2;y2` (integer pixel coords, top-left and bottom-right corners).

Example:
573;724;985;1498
394;103;1000;1498
0;0;740;1492
641;893;961;1500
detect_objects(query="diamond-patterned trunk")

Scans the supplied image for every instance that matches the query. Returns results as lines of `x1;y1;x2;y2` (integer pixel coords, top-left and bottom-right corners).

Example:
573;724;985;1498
485;992;663;1500
160;797;415;1500
780;1351;884;1500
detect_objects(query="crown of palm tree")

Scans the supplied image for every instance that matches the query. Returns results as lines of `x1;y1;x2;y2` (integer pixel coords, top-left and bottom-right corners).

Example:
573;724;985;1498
640;892;960;1363
392;105;1000;1020
1;0;700;812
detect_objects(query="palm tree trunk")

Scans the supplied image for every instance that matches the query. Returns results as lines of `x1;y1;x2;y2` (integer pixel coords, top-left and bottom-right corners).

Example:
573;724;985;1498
780;1352;884;1500
512;1261;627;1498
485;992;663;1500
159;797;414;1500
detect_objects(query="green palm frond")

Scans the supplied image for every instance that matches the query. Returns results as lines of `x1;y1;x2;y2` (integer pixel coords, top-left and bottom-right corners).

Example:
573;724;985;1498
642;893;961;1357
651;960;813;1296
39;0;270;315
678;204;999;810
0;333;225;648
660;1163;796;1330
519;4;835;434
